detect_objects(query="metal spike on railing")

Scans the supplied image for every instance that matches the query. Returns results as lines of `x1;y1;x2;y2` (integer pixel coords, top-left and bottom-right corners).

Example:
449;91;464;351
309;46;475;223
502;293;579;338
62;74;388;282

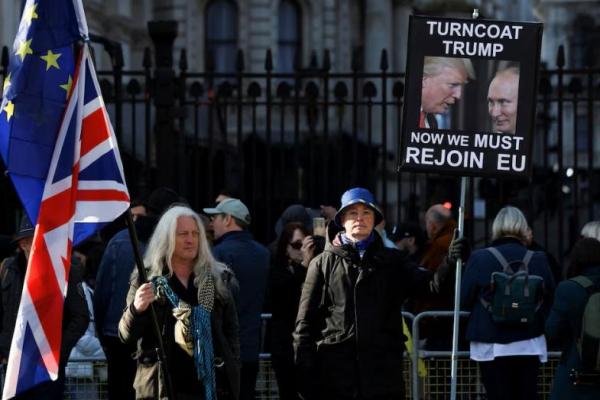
179;49;188;72
112;44;124;68
143;47;152;69
380;49;389;72
556;45;565;68
293;47;302;71
236;49;245;72
323;49;331;72
351;47;361;72
206;49;215;72
265;49;273;72
309;50;318;70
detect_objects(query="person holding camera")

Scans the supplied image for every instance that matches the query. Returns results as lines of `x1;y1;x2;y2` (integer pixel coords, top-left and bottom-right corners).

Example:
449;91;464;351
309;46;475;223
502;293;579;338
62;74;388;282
268;222;324;400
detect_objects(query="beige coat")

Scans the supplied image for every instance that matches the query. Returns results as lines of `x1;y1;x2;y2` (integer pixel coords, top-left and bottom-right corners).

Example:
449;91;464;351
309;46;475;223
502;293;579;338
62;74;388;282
118;265;240;400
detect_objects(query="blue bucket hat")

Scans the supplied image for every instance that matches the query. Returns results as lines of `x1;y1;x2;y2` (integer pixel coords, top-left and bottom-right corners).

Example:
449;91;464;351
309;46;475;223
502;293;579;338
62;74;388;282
334;187;384;227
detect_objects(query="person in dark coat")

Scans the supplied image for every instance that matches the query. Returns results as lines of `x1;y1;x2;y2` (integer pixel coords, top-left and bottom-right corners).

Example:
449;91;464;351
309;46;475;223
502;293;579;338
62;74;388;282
545;237;600;400
203;199;270;400
119;206;240;400
461;206;555;400
0;215;88;399
293;187;460;400
268;222;318;400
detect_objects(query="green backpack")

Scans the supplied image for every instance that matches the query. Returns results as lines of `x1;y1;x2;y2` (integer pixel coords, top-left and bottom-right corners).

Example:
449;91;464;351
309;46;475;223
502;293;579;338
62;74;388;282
570;276;600;375
480;248;544;327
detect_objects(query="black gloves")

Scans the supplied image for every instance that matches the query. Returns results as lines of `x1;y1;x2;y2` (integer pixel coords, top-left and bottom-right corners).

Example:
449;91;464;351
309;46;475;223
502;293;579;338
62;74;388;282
431;231;471;293
447;230;471;265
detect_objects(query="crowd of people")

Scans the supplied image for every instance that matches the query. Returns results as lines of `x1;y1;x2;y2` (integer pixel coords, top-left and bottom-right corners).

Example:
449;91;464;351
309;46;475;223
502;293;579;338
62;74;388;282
0;186;599;399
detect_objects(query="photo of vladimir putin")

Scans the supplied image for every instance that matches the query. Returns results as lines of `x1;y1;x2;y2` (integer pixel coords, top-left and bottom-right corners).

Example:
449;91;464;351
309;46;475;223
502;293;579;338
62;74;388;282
487;66;519;134
419;56;475;129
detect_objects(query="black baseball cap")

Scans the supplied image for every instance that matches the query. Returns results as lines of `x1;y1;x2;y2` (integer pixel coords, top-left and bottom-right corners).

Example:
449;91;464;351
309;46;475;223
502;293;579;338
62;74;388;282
390;222;425;246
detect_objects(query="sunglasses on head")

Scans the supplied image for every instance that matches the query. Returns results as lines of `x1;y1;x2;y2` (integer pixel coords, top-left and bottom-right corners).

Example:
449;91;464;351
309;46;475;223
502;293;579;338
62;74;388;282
289;241;303;250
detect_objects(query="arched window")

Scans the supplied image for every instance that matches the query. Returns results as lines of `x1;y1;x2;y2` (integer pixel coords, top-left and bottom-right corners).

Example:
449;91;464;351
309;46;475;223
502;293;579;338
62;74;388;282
278;0;301;73
205;0;238;73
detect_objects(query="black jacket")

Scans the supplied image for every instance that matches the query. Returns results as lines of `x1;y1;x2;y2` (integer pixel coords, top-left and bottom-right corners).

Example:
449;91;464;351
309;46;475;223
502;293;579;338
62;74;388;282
0;252;89;366
268;260;307;359
293;224;436;399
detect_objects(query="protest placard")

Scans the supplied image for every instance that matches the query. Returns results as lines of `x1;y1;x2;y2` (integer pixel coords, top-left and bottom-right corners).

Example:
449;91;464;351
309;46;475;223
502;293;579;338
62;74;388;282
399;16;543;178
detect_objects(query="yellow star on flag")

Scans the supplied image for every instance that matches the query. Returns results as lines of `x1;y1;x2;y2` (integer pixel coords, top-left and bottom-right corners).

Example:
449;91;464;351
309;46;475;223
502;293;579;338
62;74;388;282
16;39;33;61
60;75;73;98
2;100;14;121
23;3;39;26
41;50;62;71
2;73;10;92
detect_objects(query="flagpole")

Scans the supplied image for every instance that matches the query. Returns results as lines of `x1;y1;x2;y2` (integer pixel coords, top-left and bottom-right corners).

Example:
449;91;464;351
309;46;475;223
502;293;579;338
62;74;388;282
449;11;478;400
125;209;177;400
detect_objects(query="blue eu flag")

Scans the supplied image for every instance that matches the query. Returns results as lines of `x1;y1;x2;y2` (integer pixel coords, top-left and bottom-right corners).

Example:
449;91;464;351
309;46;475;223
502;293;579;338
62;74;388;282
0;0;88;223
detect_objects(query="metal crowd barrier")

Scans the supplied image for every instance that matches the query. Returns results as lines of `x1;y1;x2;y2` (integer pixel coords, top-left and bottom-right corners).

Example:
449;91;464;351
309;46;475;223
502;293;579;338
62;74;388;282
411;311;561;400
0;312;562;399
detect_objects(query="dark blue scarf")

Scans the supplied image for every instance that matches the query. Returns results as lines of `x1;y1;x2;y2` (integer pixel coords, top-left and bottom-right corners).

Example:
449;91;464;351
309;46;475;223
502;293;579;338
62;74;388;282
340;231;375;258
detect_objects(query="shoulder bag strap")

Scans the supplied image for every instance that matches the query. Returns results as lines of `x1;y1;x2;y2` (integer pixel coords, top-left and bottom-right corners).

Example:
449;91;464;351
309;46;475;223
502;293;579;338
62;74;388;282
486;247;510;272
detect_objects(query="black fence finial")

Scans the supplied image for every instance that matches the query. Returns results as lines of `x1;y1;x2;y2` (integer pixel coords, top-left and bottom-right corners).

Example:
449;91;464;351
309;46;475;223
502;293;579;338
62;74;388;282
236;49;245;72
294;47;302;71
179;49;188;72
206;49;215;72
265;49;273;72
111;44;124;69
323;49;331;72
556;45;565;68
309;50;318;70
351;47;362;72
380;49;389;72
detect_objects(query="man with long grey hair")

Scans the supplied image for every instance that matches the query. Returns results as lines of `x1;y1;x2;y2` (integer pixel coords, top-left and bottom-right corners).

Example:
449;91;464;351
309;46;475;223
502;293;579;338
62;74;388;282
119;205;240;400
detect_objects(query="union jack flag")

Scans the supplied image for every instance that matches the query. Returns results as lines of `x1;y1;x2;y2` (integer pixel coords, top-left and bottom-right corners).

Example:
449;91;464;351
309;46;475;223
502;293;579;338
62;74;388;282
0;1;129;397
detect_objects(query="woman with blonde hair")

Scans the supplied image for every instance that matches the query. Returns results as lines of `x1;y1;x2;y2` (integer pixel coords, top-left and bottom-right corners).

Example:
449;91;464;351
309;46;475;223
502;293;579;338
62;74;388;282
461;206;555;400
581;220;600;242
119;205;240;400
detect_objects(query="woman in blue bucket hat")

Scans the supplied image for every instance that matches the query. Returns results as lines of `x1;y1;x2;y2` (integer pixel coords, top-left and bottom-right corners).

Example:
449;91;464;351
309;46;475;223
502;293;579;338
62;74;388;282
293;187;467;400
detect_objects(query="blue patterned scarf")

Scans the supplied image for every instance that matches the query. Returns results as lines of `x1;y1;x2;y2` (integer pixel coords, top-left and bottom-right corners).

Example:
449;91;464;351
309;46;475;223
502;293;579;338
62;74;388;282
152;275;216;400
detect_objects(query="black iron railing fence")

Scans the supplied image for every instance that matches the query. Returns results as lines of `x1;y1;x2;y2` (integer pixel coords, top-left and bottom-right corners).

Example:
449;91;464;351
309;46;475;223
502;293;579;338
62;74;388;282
1;22;599;265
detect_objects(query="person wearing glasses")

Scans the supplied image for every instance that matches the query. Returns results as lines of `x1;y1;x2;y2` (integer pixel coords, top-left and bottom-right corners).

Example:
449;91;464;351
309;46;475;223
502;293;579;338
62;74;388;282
268;222;321;400
203;199;270;400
